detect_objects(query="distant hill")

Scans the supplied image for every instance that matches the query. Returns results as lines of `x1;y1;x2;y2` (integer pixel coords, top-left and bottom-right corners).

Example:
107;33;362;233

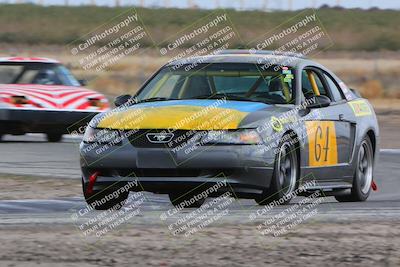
1;4;399;51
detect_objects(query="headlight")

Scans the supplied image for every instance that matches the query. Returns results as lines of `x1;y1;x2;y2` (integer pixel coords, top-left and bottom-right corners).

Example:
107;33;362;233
201;129;262;145
82;127;121;144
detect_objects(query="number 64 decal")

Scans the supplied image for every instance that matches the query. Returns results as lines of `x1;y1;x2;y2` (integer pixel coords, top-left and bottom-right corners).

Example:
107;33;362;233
305;121;338;167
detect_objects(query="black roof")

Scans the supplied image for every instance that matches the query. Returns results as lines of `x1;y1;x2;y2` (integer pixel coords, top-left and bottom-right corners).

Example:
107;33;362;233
166;49;313;68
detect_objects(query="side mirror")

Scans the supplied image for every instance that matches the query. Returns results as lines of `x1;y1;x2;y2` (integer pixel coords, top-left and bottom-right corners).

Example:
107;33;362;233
78;79;87;86
306;95;331;108
114;94;132;107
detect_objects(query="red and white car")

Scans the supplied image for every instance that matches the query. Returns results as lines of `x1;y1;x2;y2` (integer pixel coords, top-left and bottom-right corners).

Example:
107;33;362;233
0;57;109;142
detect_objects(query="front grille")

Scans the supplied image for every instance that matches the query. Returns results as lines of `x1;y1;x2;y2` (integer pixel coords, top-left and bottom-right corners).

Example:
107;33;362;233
125;129;199;148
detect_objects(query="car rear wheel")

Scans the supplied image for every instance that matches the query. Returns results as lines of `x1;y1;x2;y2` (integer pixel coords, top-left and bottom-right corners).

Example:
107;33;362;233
169;192;205;208
256;136;299;205
46;133;63;142
335;136;373;202
82;178;129;210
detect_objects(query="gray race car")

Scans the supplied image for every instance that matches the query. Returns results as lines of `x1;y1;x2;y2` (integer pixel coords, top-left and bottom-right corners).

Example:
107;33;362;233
80;50;379;210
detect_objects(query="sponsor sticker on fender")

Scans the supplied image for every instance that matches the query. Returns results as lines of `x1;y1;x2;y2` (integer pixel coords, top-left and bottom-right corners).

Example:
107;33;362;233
348;100;372;117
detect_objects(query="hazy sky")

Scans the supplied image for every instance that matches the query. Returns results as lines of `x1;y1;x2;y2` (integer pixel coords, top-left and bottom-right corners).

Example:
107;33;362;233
1;0;399;10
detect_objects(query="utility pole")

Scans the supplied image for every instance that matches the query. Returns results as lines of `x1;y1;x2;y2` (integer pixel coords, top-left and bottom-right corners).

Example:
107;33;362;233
239;0;244;10
262;0;268;12
288;0;293;10
187;0;195;9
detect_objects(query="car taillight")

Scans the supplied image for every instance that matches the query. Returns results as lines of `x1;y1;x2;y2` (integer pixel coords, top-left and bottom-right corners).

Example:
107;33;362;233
10;95;29;105
88;97;104;108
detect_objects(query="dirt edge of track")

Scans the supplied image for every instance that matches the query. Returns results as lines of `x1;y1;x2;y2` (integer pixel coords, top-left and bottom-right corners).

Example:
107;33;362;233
0;222;399;267
0;174;81;200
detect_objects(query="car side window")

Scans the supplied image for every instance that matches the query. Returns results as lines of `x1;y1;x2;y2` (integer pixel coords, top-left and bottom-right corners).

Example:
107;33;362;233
323;73;345;102
301;69;328;99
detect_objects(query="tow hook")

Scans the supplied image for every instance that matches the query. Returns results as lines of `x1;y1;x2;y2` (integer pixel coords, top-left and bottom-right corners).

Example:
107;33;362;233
86;171;100;195
371;180;378;191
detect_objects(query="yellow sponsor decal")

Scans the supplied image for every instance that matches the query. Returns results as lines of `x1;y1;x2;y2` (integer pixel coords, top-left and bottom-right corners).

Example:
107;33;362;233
270;116;283;132
97;105;248;130
270;116;297;132
348;100;372;117
305;121;338;167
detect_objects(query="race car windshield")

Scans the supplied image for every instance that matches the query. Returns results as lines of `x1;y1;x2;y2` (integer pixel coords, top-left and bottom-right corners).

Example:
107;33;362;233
136;63;295;104
0;62;81;86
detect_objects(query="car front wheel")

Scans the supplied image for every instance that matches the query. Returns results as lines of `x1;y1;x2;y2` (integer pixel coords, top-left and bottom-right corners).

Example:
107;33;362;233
256;136;299;205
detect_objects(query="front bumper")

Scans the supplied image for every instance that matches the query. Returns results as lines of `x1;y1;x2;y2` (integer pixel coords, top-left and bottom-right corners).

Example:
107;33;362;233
0;108;102;134
80;136;277;198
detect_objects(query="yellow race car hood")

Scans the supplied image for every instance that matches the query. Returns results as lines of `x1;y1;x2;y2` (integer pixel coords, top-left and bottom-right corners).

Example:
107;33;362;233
96;99;269;130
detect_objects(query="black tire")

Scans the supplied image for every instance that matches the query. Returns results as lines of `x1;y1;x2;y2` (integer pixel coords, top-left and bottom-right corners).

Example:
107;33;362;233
46;133;63;142
82;178;129;210
169;192;205;208
0;134;3;142
255;136;299;205
335;136;374;202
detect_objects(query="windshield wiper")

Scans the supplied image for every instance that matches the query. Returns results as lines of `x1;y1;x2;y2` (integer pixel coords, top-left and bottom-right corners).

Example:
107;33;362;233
134;97;178;104
191;93;264;103
135;95;274;105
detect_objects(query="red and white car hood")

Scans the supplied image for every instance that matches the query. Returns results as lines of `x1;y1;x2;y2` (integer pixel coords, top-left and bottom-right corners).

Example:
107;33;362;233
0;84;109;111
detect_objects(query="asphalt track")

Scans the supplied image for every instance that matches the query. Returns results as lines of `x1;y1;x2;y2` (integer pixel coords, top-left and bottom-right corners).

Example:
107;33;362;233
0;134;399;225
